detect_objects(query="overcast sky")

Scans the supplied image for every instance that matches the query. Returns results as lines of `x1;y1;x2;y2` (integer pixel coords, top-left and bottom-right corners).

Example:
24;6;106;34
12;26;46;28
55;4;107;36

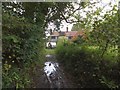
58;0;118;31
45;0;118;37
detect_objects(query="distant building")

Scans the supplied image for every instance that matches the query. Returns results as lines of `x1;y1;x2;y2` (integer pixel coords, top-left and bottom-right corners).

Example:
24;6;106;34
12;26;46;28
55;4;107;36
50;31;59;41
46;29;85;48
59;31;66;36
65;31;85;41
46;31;59;49
65;31;78;40
73;31;85;38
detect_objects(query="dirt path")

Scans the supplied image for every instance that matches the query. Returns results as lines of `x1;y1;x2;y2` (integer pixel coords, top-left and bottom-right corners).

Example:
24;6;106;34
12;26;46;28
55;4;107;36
30;54;76;88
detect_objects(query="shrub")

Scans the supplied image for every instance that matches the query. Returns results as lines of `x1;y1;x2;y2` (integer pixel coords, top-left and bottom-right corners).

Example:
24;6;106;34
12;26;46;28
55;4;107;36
2;12;45;88
56;42;119;88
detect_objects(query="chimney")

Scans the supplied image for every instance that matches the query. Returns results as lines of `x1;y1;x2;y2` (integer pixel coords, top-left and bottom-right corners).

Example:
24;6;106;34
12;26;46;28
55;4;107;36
66;27;68;32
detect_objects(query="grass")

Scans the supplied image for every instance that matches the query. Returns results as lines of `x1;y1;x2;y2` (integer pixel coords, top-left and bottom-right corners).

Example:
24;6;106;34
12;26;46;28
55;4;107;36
45;48;56;55
57;36;66;43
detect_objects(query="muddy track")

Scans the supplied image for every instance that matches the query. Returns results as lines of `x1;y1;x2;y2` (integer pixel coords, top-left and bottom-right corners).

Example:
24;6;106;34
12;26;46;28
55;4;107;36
31;54;76;88
43;54;75;88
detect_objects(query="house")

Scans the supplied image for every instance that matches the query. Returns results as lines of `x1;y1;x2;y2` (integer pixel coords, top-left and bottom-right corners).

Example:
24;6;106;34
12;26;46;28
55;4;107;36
72;31;86;40
65;30;85;41
46;31;59;49
59;31;66;36
65;31;78;40
50;31;59;40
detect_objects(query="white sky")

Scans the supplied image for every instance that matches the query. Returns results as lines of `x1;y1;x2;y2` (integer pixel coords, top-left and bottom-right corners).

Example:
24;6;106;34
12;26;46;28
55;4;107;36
59;0;118;31
45;0;118;37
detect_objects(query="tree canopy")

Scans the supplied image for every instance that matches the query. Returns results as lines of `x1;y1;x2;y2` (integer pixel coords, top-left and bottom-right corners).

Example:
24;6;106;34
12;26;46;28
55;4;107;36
2;1;120;88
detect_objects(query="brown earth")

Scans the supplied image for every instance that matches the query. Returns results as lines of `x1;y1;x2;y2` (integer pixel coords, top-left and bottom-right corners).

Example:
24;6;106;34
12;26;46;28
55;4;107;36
29;54;77;88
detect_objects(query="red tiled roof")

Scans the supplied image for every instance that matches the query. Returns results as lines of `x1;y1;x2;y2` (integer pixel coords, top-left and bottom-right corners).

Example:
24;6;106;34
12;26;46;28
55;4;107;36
65;31;78;36
51;32;59;36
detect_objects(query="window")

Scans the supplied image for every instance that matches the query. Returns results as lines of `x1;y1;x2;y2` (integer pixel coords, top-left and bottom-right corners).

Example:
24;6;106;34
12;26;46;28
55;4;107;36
68;36;72;39
51;36;56;39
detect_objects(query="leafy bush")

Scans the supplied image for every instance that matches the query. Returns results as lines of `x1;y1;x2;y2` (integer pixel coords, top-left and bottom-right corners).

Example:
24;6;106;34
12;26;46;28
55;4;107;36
2;11;44;88
3;63;30;88
56;42;119;88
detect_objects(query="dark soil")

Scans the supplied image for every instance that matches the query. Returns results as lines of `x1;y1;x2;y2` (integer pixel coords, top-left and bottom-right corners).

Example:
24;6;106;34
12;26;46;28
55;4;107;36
29;54;77;88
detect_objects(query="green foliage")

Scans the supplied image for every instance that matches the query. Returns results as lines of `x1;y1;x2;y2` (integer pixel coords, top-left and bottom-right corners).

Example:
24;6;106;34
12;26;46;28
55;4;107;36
2;3;45;88
45;49;55;55
2;12;44;64
71;23;82;31
3;62;30;88
56;42;119;88
73;35;85;44
55;2;120;88
99;76;119;88
2;1;120;88
2;12;44;88
2;2;74;88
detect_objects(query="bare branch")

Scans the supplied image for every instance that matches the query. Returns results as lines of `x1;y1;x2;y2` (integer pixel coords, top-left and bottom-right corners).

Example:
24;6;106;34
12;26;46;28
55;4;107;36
54;3;82;24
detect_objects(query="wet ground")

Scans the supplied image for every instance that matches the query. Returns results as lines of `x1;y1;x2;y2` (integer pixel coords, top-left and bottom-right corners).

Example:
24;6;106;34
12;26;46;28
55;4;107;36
43;54;75;88
31;54;76;88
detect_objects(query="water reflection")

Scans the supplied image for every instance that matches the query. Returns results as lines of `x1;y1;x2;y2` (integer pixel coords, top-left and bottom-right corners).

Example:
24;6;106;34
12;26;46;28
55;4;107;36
46;54;52;58
44;55;65;88
44;61;59;76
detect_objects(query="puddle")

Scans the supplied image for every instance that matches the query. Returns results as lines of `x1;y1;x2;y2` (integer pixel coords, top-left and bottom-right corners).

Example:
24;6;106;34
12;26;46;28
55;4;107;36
43;54;74;88
44;61;61;88
46;54;52;58
44;61;58;76
45;54;56;61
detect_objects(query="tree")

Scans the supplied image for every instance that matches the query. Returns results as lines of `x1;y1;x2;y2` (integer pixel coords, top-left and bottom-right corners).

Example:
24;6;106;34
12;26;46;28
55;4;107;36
2;2;78;88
